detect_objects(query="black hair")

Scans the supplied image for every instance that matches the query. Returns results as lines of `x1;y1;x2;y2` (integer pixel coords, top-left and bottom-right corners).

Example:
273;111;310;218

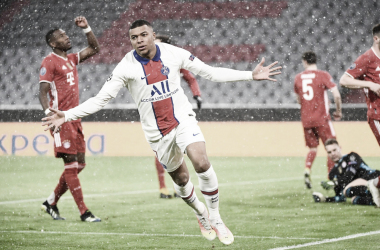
302;51;317;64
155;34;172;44
325;138;339;147
129;19;152;30
46;28;59;47
372;23;380;37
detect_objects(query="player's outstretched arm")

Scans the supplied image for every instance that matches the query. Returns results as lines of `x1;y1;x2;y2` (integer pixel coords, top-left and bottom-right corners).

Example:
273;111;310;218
252;57;282;82
42;108;66;134
340;74;380;96
75;16;100;63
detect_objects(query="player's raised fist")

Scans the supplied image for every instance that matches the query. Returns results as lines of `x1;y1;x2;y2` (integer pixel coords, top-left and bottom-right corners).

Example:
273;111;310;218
75;16;88;29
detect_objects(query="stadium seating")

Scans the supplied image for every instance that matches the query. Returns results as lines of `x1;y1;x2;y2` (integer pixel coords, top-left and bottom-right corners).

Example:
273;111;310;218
0;0;377;107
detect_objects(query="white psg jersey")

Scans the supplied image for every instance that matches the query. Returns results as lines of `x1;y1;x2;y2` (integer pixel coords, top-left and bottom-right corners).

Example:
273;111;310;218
64;43;253;142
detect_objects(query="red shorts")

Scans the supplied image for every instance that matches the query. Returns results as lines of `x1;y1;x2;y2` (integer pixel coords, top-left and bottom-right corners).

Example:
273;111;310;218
368;118;380;146
50;122;86;157
303;120;336;148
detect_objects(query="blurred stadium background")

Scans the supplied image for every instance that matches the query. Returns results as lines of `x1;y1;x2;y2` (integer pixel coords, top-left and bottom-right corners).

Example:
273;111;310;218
0;0;375;122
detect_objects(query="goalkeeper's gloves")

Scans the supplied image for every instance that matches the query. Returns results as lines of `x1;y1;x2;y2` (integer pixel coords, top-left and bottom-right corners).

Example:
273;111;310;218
193;96;202;110
321;180;336;190
312;192;326;202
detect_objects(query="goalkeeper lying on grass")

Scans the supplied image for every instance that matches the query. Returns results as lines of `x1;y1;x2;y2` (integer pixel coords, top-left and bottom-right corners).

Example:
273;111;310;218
312;138;380;205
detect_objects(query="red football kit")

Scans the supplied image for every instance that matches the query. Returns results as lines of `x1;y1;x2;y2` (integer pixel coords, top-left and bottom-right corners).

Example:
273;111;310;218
345;48;380;145
39;52;86;156
180;69;201;96
294;69;337;147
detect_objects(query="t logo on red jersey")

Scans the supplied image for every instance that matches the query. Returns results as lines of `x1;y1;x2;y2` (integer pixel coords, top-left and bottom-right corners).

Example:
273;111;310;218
67;72;75;86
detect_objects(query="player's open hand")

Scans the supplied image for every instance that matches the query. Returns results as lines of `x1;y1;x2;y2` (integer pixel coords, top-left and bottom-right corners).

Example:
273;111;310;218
321;180;335;190
252;57;282;82
42;108;66;134
74;16;88;29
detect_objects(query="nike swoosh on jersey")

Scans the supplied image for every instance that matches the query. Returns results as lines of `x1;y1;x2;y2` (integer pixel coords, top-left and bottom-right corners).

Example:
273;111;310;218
141;74;151;80
193;133;200;136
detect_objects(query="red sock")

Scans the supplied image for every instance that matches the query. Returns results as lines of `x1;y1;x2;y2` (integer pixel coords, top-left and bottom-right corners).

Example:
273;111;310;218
51;163;86;206
327;157;335;173
155;157;166;189
64;162;88;215
305;151;317;169
51;171;69;206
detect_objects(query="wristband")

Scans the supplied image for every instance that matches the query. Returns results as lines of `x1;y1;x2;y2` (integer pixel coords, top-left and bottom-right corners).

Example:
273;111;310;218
82;26;91;34
44;109;51;115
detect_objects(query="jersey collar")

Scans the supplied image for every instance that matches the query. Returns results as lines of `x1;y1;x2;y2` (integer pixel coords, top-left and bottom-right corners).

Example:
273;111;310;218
51;52;68;61
133;45;161;65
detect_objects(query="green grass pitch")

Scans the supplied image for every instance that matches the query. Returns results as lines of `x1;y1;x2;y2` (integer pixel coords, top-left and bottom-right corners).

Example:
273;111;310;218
1;156;379;249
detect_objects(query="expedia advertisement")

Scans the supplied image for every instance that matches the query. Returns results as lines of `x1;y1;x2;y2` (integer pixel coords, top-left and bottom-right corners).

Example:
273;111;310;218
0;122;377;157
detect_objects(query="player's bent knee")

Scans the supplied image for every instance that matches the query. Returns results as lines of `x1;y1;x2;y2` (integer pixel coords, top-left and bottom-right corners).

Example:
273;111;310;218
193;160;211;173
171;172;189;187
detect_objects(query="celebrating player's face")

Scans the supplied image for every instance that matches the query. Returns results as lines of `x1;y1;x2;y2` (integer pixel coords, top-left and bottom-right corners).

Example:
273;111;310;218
129;25;156;58
51;29;72;51
325;143;342;163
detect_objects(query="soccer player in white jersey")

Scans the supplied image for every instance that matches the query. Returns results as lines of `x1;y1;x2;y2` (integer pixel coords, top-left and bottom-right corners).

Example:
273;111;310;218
42;19;281;245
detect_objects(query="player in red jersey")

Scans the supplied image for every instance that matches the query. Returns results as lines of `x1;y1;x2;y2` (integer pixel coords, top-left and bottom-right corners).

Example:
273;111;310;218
294;51;342;189
154;34;202;198
340;23;380;202
38;16;101;222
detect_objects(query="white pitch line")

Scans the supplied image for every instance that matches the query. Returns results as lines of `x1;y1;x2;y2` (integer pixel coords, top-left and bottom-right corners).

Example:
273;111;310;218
0;230;319;240
268;230;380;250
0;189;158;205
0;176;316;205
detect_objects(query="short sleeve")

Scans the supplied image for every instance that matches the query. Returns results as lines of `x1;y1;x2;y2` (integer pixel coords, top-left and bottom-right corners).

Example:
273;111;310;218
39;57;55;83
68;53;80;65
324;72;336;89
345;54;368;79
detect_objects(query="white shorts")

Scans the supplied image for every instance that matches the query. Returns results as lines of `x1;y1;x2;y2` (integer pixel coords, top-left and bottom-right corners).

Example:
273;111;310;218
149;117;205;173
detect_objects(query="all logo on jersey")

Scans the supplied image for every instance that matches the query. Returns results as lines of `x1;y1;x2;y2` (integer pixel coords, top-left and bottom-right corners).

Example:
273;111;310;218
349;63;356;70
160;66;170;76
62;65;67;70
141;80;179;103
40;67;46;76
189;55;195;61
151;80;170;96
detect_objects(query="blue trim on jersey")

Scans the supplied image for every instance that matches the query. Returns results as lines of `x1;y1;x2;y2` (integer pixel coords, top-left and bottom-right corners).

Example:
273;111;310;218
133;45;161;65
166;80;170;91
151;102;164;137
170;97;180;124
